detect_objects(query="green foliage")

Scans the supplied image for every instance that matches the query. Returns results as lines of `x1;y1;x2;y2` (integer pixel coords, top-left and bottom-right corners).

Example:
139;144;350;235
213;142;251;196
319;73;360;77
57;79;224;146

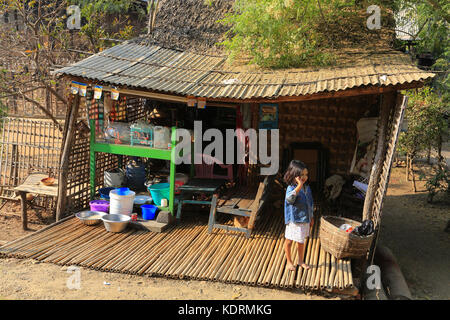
398;87;448;159
423;164;450;203
218;0;448;69
415;3;449;57
219;0;352;68
393;1;449;102
430;47;449;104
70;0;143;14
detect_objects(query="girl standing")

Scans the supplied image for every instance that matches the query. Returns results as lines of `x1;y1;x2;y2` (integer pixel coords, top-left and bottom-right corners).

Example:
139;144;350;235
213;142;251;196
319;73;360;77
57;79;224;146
283;160;314;271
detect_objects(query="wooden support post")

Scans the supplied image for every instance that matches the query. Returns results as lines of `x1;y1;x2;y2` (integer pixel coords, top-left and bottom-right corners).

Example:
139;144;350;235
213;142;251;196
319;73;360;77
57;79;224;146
56;95;80;221
367;95;409;263
19;191;28;230
169;126;177;215
208;194;219;234
89;119;96;200
10;144;18;187
362;94;390;221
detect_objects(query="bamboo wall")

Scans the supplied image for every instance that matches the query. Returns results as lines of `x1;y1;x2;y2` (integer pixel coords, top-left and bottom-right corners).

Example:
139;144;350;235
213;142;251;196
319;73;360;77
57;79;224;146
65;121;91;213
278;94;381;175
0;81;86;206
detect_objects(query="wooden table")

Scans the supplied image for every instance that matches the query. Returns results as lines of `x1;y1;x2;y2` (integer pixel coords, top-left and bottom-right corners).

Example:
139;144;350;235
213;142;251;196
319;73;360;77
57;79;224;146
14;173;58;230
176;178;227;220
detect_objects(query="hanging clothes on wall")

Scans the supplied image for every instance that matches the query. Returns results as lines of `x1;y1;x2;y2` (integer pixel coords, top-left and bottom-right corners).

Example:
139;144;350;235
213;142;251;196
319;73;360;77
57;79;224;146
350;117;379;179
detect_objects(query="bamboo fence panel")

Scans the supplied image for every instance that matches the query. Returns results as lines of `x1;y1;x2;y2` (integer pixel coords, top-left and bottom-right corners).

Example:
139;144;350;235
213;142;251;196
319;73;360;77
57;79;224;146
0;117;62;206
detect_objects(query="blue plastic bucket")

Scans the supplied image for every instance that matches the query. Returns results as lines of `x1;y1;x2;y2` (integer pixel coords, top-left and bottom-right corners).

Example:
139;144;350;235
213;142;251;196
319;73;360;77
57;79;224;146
147;183;170;206
141;204;158;220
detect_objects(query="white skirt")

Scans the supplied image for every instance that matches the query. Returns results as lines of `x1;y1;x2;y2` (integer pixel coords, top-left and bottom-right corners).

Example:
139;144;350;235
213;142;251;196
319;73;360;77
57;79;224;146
285;222;310;243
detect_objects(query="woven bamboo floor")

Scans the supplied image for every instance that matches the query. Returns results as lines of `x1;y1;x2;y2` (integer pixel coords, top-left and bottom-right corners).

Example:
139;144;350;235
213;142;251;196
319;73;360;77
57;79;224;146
0;208;354;291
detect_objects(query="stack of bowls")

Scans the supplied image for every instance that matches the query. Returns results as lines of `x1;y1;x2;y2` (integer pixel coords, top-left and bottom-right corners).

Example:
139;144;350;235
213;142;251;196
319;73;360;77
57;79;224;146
109;187;135;216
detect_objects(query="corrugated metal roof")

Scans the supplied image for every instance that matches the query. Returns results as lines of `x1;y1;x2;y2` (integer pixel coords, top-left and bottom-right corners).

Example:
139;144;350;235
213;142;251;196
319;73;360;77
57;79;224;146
54;43;435;100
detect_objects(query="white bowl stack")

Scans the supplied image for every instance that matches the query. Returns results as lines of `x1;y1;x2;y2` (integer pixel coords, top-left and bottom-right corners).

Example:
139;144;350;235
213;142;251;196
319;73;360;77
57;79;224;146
109;189;136;216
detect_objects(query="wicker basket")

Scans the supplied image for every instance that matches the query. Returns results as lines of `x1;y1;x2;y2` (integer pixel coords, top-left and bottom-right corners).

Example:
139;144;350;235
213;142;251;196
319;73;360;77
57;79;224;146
319;216;374;259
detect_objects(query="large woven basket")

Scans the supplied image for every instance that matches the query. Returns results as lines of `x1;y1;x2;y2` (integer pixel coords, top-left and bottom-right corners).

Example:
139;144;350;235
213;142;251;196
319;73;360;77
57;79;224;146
319;216;374;259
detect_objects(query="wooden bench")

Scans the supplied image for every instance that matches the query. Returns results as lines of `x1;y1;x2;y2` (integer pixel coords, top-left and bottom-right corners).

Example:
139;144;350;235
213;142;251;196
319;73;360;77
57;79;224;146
14;173;58;230
207;175;273;238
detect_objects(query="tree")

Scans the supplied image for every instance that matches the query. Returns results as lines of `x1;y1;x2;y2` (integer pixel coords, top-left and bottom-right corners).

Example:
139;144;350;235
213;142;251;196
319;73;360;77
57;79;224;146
0;0;146;129
0;0;73;131
394;0;449;198
69;0;146;53
219;0;399;68
398;87;448;192
218;0;448;69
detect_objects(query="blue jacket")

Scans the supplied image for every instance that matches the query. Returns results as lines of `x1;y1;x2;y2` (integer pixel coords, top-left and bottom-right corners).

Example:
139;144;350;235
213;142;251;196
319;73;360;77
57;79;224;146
284;184;314;224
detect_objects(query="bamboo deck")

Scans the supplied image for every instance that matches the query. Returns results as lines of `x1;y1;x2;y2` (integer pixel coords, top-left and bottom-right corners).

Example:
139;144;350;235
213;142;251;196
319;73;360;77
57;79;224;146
0;208;354;291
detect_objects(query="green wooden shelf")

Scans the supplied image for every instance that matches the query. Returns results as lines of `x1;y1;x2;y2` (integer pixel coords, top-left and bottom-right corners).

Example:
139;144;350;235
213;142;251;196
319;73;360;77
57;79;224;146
91;142;172;160
89;119;177;215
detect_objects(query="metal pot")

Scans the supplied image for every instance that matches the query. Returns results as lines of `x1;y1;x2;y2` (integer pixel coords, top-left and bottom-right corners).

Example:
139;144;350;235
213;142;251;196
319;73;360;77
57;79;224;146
75;211;106;226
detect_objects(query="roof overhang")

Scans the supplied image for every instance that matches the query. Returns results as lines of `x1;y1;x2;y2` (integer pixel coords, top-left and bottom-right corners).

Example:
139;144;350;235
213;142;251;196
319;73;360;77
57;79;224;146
54;42;435;102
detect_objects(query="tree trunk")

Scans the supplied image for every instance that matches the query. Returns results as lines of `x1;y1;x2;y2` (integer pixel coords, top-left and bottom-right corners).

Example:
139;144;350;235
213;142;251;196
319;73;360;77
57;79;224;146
406;154;410;181
437;133;444;164
410;157;417;192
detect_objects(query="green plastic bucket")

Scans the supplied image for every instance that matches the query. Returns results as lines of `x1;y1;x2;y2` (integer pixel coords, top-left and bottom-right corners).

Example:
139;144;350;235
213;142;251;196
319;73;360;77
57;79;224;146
148;183;170;206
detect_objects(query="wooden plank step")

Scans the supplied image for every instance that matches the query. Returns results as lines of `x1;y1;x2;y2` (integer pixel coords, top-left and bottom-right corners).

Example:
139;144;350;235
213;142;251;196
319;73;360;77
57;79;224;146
129;219;170;233
216;207;251;216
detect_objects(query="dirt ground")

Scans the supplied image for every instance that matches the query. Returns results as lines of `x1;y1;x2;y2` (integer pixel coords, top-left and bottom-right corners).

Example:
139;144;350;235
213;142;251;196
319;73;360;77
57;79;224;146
0;160;448;300
0;203;341;300
0;257;342;300
379;163;450;300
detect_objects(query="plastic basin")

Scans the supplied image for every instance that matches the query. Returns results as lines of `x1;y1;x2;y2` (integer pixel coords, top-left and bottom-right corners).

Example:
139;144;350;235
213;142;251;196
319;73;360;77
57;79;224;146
134;195;152;205
148;183;170;206
89;200;110;213
117;187;132;195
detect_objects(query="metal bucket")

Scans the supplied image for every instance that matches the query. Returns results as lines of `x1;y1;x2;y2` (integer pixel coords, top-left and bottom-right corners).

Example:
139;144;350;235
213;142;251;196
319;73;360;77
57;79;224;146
104;168;125;188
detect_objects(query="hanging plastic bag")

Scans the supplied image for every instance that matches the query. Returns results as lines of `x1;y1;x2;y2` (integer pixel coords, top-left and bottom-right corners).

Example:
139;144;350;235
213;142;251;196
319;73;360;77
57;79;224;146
105;122;131;144
339;223;353;232
153;126;171;149
352;220;374;236
93;85;103;99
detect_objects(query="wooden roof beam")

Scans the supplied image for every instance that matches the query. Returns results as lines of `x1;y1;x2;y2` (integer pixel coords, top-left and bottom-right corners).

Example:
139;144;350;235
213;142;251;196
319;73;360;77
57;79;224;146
63;75;424;104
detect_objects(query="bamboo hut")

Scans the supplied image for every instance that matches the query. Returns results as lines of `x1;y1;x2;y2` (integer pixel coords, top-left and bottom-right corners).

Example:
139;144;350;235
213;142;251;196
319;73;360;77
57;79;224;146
0;0;435;295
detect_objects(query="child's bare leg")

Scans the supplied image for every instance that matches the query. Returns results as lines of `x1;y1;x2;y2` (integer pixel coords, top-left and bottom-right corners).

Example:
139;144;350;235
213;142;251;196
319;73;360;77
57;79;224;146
296;242;310;269
284;239;296;271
